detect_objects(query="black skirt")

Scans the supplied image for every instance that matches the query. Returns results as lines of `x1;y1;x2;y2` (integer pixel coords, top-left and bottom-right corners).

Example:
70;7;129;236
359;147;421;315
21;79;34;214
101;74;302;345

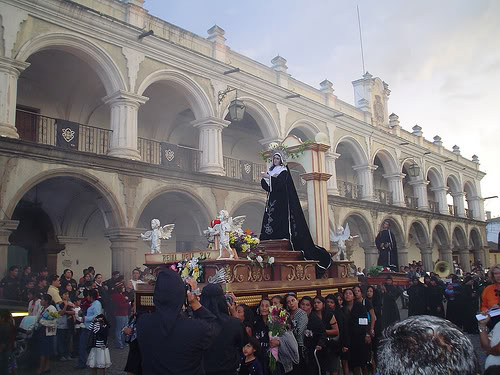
124;339;142;375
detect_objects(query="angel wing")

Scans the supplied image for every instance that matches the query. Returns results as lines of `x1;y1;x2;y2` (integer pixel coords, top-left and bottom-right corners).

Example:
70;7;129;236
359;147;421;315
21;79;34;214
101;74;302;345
230;215;246;233
330;223;351;242
141;230;153;241
344;223;351;238
159;224;175;239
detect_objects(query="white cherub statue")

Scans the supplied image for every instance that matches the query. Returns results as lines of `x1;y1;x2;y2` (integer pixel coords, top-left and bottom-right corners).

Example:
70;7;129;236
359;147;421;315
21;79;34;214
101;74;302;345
141;219;175;254
204;210;246;260
330;223;359;261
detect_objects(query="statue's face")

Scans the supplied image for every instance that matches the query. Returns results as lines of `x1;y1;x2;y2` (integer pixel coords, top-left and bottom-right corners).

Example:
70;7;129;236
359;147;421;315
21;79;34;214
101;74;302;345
273;154;282;166
151;220;159;229
336;226;343;235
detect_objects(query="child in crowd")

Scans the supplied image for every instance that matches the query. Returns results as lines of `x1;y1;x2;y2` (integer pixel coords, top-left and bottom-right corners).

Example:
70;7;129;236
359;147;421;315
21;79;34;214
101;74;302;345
72;296;84;359
87;314;112;374
239;337;263;375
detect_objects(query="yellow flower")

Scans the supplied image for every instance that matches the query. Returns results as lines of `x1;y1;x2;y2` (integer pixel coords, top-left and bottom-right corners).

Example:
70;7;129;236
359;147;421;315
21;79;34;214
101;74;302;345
241;243;249;252
181;266;190;277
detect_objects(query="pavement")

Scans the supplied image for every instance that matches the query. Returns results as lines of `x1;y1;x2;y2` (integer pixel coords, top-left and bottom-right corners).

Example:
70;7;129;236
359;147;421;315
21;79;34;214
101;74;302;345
18;304;486;374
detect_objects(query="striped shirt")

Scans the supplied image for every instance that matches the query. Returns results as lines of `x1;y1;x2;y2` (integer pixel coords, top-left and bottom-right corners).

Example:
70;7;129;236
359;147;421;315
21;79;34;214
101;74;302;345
89;321;108;348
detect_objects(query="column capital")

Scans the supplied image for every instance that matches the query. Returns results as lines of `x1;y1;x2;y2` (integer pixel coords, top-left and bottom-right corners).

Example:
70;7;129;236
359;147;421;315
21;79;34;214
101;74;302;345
409;179;430;186
450;191;466;198
417;244;433;254
102;90;149;107
326;151;341;159
430;186;449;193
105;227;143;241
301;172;332;182
0;56;30;76
0;219;19;234
383;172;406;180
191;116;230;129
353;163;378;172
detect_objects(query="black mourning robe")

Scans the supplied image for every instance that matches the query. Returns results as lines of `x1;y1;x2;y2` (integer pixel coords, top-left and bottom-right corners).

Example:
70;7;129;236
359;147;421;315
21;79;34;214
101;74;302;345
260;167;331;274
407;283;427;316
375;229;398;268
381;285;401;328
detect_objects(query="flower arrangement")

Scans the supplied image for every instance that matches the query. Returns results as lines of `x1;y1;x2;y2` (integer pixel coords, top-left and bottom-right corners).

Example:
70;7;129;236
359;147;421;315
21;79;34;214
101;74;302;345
267;305;290;371
367;265;385;276
170;256;205;283
259;140;313;163
246;252;275;268
48;311;60;319
229;229;260;254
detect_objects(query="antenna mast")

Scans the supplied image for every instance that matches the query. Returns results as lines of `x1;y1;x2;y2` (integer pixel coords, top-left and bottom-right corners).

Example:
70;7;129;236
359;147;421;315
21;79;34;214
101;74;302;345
356;5;366;75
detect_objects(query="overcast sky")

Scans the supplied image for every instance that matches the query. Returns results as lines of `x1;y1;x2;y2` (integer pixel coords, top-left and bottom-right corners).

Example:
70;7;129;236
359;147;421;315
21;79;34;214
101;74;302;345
144;0;500;217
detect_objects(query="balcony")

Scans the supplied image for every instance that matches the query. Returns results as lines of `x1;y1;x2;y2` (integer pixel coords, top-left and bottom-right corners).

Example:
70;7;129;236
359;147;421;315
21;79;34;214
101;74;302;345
465;208;474;219
337;180;362;200
448;204;459;217
138;137;201;173
405;196;419;209
375;189;393;205
223;156;267;184
428;200;440;214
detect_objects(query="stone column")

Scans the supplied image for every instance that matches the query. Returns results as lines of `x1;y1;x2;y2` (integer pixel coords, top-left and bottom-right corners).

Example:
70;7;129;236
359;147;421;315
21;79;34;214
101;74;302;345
458;247;471;272
353;164;377;201
0;220;19;275
418;244;434;272
383;173;406;207
482;246;491;268
451;192;466;218
397;245;409;269
409;179;429;210
192;117;230;176
102;90;149;160
439;246;453;267
0;57;30;138
326;152;340;196
467;196;483;220
105;228;142;282
431;187;449;215
361;243;378;270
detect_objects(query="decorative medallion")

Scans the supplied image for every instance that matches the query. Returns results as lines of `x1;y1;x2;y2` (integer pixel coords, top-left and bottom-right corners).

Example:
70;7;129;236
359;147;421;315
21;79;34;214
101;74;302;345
61;128;75;142
243;163;251;174
165;149;175;162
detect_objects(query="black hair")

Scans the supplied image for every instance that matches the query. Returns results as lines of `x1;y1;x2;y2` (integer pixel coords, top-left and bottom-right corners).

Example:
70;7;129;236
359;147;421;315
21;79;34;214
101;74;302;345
87;289;99;301
271;295;284;305
48;274;59;284
313;295;327;311
378;315;479;375
200;284;229;322
41;293;54;306
246;336;261;353
9;265;19;272
299;296;313;307
238;304;255;328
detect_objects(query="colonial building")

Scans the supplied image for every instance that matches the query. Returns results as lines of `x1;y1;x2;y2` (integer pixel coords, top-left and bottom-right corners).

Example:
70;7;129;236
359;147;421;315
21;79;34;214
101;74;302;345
0;0;489;280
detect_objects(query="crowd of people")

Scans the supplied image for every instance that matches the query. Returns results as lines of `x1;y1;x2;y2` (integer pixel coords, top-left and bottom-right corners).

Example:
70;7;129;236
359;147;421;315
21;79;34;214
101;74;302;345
0;264;145;374
0;260;499;374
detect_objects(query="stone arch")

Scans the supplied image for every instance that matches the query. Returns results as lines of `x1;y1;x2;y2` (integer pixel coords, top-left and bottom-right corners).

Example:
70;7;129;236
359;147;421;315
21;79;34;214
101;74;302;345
446;173;462;194
401;158;422;179
6;169;125;228
339;211;374;243
431;223;450;247
286;119;321;141
230;198;265;235
464;180;477;198
334;136;368;166
372;148;399;174
379;216;405;245
15;32;126;95
408;220;429;246
452;225;468;248
222;96;279;140
426;167;445;187
133;186;213;228
137;69;214;120
470;227;482;250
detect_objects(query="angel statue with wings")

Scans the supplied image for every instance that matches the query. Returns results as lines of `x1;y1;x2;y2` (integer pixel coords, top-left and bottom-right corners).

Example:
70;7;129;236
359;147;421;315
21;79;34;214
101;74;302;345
330;223;359;261
141;219;175;254
204;210;246;260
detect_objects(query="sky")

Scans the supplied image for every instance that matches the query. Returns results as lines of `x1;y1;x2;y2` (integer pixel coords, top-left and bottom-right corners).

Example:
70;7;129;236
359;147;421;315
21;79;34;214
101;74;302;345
143;0;500;217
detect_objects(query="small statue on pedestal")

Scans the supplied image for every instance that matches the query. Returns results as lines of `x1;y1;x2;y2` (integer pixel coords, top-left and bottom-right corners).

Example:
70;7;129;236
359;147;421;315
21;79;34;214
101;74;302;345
141;219;175;254
330;223;359;261
204;210;246;260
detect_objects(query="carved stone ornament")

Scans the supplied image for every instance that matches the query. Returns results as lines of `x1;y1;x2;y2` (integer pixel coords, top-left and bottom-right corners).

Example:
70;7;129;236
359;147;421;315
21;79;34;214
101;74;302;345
165;149;175;162
285;264;312;281
244;163;251;174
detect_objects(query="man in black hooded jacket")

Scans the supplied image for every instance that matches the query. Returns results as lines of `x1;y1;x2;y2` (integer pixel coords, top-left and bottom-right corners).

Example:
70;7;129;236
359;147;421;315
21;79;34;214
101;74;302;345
137;269;217;374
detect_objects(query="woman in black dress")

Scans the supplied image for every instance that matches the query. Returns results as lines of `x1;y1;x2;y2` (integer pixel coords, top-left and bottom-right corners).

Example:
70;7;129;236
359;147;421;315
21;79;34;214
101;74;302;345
253;299;271;374
313;296;340;375
299;297;326;375
342;289;371;375
327;294;348;375
425;277;445;318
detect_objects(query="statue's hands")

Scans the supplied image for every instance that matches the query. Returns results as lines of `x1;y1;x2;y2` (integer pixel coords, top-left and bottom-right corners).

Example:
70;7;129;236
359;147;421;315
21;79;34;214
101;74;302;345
261;172;269;178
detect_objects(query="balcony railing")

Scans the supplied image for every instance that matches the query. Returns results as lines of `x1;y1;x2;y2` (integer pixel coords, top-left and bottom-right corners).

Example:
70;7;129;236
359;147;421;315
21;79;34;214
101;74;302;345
428;200;439;213
337;180;362;200
448;204;459;217
138;138;201;172
465;208;473;219
16;109;111;154
375;189;393;205
223;156;267;183
405;196;419;209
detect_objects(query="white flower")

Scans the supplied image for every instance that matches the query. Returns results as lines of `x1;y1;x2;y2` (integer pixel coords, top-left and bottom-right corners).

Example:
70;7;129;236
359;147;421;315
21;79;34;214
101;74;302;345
256;256;263;263
247;256;252;261
254;238;260;244
268;257;275;264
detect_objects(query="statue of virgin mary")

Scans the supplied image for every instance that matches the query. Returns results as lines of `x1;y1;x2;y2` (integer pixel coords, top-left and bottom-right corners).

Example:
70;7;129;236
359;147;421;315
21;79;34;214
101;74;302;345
260;150;331;275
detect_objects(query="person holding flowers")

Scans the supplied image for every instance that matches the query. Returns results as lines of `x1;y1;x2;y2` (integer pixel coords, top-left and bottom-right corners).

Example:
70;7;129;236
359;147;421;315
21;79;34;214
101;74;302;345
36;293;59;374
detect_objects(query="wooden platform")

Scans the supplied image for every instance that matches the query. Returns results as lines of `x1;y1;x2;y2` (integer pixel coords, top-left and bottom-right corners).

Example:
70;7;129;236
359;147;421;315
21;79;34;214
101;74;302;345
136;240;359;312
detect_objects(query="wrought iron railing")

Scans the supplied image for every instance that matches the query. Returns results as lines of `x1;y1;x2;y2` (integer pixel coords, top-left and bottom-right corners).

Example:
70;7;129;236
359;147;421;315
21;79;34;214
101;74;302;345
16;109;111;154
465;208;473;219
375;189;393;205
448;204;458;216
223;156;267;183
337;180;362;200
138;137;201;172
428;200;439;213
405;196;419;209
